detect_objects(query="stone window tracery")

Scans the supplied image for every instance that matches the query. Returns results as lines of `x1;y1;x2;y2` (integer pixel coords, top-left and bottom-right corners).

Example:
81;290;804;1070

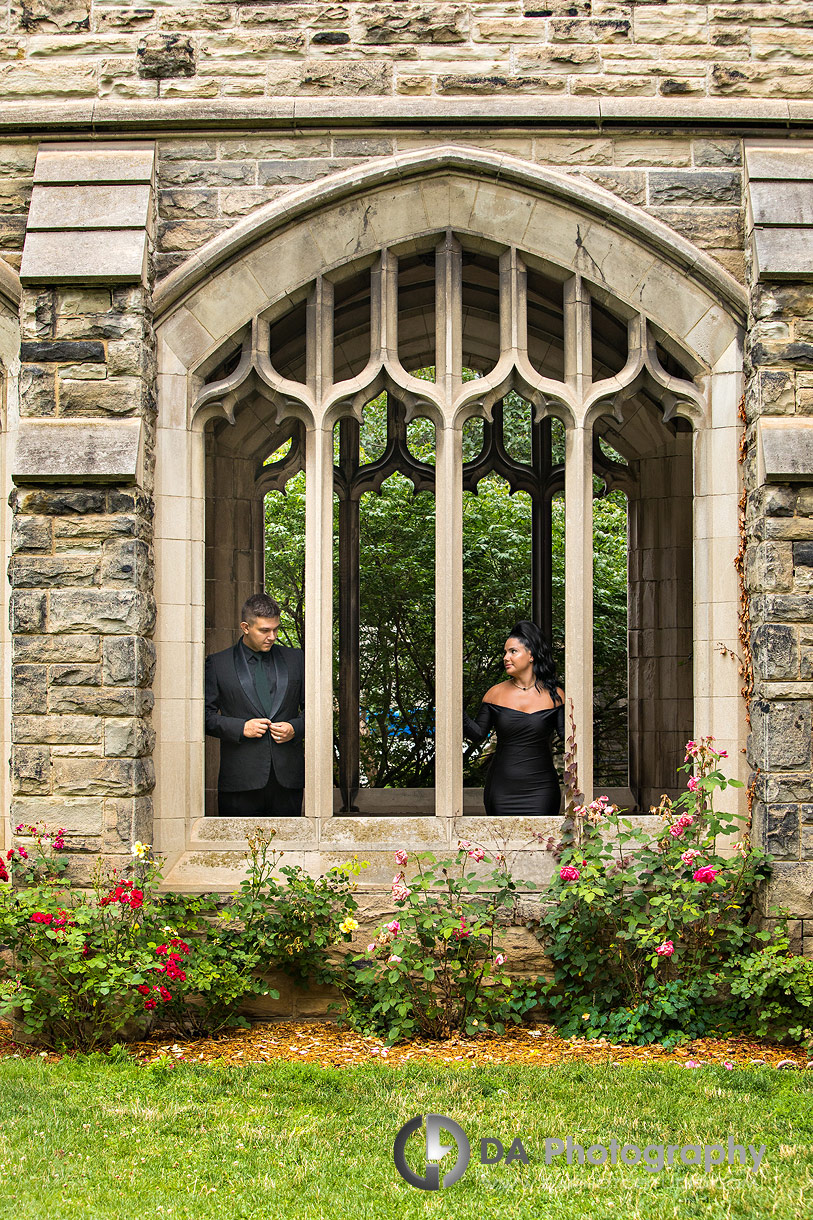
195;231;705;816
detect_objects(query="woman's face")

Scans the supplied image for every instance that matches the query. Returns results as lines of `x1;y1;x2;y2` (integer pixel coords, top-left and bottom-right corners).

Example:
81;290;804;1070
504;637;533;677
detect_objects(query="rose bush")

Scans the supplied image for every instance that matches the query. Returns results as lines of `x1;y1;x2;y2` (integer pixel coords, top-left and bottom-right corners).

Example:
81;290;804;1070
0;827;366;1048
339;843;541;1044
532;735;813;1048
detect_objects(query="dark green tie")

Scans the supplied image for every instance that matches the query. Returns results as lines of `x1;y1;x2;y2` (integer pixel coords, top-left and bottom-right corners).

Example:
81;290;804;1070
250;653;275;719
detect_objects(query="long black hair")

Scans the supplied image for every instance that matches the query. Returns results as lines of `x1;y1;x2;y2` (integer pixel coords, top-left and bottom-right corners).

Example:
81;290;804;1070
506;620;562;707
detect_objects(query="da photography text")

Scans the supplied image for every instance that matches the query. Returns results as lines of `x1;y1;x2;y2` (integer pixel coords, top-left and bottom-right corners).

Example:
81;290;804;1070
392;1115;766;1191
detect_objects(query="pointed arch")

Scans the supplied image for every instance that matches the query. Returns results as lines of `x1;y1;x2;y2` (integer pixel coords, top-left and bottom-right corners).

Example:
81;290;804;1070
151;147;746;880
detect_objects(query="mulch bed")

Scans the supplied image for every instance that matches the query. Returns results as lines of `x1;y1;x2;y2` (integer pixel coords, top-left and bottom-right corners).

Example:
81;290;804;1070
2;1019;810;1070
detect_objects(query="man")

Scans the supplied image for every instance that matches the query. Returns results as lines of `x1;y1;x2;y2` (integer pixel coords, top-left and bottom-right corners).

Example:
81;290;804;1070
204;592;304;816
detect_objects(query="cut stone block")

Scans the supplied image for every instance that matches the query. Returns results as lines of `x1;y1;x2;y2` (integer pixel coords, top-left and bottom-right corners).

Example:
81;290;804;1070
758;418;813;484
749;180;813;229
751;229;813;281
745;142;813;184
33;143;156;186
20;229;149;284
13;419;144;484
26;184;152;232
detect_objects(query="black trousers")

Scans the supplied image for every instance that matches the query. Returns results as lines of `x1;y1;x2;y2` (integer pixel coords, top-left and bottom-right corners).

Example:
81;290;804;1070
218;767;303;817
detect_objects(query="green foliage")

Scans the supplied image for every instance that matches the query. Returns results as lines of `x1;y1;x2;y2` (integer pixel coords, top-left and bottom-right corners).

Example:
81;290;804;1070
724;939;813;1046
532;735;813;1048
339;844;541;1044
264;380;630;790
216;830;366;989
0;828;365;1048
558;979;718;1050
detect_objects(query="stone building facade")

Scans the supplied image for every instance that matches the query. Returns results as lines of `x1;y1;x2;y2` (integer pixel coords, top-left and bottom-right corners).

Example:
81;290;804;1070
0;2;812;970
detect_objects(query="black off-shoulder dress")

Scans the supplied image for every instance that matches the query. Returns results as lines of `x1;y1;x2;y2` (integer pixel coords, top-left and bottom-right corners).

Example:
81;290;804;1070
463;701;565;816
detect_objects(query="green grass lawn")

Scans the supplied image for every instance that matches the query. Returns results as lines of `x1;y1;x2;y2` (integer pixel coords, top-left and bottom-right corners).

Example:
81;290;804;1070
1;1057;812;1219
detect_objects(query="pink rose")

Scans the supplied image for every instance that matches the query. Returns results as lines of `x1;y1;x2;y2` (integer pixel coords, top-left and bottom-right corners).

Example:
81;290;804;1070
387;954;402;964
394;849;408;868
457;839;471;850
468;847;485;863
387;920;400;934
681;849;701;865
687;776;698;793
559;865;580;882
366;943;376;954
693;866;719;884
392;883;410;902
669;824;685;838
494;953;507;967
655;941;674;957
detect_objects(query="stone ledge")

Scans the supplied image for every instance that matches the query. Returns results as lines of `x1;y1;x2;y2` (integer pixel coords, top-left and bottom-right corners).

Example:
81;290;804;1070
13;419;144;485
0;97;806;134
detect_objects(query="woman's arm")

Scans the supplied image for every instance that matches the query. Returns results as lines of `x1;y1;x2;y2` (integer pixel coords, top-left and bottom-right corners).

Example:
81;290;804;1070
463;702;494;745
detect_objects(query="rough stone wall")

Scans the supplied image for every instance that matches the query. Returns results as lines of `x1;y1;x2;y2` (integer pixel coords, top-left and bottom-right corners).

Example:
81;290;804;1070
745;278;813;949
0;2;813;104
9;283;157;875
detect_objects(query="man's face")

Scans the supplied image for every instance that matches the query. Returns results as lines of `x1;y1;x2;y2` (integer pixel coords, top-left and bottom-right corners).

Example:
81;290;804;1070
241;616;280;652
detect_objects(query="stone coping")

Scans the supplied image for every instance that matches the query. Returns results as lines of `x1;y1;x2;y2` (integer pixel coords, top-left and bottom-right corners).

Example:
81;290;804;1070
153;144;749;325
1;98;813;133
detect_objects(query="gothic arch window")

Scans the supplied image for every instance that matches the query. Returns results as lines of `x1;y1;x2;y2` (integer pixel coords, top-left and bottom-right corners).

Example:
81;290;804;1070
152;152;745;873
191;235;708;818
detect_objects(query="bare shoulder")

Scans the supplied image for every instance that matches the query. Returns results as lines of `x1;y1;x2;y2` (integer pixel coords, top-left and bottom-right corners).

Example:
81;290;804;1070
483;680;511;702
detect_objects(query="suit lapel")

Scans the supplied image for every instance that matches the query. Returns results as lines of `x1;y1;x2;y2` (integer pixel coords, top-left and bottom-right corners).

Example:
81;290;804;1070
232;641;265;719
268;644;289;721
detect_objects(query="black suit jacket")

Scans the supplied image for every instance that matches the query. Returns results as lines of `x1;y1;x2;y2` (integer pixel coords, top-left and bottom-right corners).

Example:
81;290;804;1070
204;641;305;792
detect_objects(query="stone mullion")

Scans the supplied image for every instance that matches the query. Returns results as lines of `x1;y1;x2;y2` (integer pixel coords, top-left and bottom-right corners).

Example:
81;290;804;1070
305;278;336;821
435;234;463;822
532;418;554;644
563;275;594;802
337;419;361;813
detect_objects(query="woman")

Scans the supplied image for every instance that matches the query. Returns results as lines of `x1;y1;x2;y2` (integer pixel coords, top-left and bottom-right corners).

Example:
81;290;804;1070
464;620;565;816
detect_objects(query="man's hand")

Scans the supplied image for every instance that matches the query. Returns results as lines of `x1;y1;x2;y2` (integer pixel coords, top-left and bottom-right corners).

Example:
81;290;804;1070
270;721;295;743
243;718;273;739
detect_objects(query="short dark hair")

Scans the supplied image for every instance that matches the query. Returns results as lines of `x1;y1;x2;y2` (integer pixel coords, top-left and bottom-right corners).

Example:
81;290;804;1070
240;593;281;624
